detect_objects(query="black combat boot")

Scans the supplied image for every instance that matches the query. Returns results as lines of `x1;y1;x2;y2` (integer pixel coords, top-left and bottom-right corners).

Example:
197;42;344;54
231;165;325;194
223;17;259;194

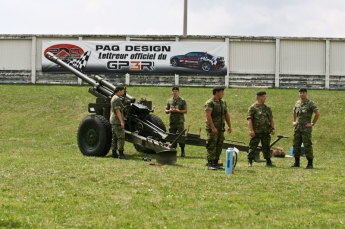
112;150;119;158
215;159;223;170
248;159;253;167
207;160;217;170
181;147;185;157
291;157;300;167
266;158;274;167
118;151;128;160
306;159;313;169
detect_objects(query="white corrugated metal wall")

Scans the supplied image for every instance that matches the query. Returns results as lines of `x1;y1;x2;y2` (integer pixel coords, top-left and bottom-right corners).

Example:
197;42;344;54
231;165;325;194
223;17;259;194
229;41;276;74
330;41;345;75
280;40;325;75
0;39;32;70
1;34;345;89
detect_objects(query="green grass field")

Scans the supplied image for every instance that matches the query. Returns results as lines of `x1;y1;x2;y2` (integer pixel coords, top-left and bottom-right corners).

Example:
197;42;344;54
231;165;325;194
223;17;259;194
1;85;345;229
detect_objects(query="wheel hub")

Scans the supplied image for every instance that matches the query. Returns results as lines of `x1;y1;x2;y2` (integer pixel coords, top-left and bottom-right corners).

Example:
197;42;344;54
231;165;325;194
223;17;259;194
85;128;98;147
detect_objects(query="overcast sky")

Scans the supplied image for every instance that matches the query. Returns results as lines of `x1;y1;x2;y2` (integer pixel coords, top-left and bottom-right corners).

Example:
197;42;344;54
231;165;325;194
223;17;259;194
1;0;345;38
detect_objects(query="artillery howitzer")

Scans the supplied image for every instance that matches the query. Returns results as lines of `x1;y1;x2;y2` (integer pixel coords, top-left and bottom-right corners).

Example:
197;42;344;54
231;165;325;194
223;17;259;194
45;52;288;165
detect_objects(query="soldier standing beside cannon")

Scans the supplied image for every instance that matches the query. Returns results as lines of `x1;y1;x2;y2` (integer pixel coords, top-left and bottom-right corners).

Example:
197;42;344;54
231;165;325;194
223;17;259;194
205;86;232;170
165;86;188;157
247;91;275;167
110;85;127;159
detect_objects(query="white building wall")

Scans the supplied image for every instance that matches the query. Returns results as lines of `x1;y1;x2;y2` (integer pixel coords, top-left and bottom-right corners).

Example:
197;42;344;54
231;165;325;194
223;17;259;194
180;37;225;42
280;40;325;75
229;41;275;74
0;39;32;70
82;36;127;41
330;41;345;76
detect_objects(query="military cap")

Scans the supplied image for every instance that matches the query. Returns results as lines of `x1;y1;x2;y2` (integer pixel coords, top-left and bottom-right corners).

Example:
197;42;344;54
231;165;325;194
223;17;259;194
116;85;125;90
256;91;266;96
172;86;179;91
213;86;225;91
299;88;307;92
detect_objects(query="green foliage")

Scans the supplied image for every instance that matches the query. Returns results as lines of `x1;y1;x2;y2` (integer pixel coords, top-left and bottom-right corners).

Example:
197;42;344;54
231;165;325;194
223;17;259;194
1;85;345;228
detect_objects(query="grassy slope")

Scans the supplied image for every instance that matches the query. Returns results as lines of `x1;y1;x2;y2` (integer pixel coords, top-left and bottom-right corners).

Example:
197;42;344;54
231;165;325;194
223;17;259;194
0;85;344;229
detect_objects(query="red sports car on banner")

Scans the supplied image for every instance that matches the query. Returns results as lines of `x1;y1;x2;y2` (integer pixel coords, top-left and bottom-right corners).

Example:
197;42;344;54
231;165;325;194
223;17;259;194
170;52;225;72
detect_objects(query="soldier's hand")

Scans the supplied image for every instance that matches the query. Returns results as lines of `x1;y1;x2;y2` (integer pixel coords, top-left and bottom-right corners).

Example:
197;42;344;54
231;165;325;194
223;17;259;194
305;123;312;128
249;130;255;138
227;127;232;134
293;121;297;127
212;127;218;134
271;129;275;135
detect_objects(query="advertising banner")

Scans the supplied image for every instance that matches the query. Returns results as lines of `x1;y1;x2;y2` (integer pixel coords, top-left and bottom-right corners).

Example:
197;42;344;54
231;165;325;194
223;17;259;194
42;41;227;76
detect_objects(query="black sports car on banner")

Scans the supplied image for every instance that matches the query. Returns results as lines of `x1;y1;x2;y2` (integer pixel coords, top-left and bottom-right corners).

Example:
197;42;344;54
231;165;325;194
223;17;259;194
170;52;225;72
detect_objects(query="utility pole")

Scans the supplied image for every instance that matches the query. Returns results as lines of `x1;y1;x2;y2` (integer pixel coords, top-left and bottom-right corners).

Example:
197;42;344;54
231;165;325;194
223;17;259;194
183;0;188;36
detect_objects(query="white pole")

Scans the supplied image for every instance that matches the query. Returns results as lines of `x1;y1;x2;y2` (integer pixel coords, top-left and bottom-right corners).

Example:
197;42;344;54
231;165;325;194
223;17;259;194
31;36;36;84
325;40;330;89
275;38;280;88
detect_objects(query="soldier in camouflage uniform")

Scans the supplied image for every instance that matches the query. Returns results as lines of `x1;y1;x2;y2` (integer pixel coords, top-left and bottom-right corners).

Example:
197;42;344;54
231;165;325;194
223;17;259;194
165;86;187;157
292;88;320;169
110;85;127;159
247;91;275;167
205;86;232;170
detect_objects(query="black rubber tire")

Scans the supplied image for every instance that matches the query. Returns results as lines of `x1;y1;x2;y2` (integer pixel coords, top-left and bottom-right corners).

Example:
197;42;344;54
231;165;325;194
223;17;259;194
133;114;166;154
145;114;166;132
77;115;112;157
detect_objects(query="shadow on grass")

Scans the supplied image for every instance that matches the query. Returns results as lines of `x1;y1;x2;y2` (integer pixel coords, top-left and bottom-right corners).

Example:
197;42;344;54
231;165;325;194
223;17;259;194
105;152;208;161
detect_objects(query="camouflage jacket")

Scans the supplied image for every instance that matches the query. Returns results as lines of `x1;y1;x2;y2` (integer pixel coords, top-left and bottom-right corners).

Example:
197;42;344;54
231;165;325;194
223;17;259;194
293;98;318;132
247;103;273;134
205;97;228;131
110;94;124;125
166;96;187;124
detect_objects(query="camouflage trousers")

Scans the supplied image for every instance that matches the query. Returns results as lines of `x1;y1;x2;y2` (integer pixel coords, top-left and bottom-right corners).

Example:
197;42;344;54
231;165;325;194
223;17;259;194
248;133;271;159
169;123;185;149
206;130;225;160
111;124;125;151
293;130;313;159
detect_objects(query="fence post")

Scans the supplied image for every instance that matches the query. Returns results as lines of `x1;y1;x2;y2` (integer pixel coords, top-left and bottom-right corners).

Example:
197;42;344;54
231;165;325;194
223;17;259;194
275;38;280;88
125;73;130;85
225;37;229;88
31;36;36;84
175;74;179;86
325;40;330;89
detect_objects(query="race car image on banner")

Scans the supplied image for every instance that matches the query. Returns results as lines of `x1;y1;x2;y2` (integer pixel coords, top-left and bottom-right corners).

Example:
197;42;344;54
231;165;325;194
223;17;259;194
170;52;225;72
42;41;228;76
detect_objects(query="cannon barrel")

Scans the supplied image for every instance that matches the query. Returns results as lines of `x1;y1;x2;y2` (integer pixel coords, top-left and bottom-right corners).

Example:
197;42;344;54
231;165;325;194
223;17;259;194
45;52;112;97
45;52;134;100
45;52;98;87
